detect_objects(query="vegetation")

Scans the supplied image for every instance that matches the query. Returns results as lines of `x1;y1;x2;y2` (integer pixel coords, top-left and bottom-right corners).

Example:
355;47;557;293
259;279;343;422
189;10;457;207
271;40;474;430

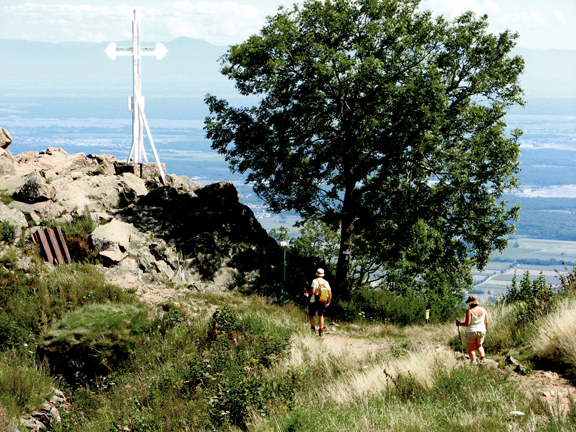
0;220;16;244
205;0;524;305
0;239;575;430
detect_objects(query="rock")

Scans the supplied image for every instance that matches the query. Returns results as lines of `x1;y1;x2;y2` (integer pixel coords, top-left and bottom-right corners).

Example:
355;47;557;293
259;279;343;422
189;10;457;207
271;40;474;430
129;232;148;249
8;200;63;226
0;147;16;177
99;247;128;267
155;260;174;281
13;172;56;203
20;416;46;431
0;128;13;149
137;249;157;273
150;241;179;269
90;219;136;252
16;256;31;271
505;355;526;374
0;203;27;237
480;358;499;368
165;174;201;193
53;173;147;213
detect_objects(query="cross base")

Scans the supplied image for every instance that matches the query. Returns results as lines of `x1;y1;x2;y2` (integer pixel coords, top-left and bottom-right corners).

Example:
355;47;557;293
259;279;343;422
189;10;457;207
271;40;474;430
114;161;166;180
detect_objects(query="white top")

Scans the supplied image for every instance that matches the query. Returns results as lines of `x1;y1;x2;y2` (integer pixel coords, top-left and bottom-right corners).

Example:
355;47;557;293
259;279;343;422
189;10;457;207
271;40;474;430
466;309;486;333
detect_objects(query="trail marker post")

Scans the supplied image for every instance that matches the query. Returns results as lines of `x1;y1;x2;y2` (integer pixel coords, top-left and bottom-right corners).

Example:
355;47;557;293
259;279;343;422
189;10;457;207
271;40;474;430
105;9;167;182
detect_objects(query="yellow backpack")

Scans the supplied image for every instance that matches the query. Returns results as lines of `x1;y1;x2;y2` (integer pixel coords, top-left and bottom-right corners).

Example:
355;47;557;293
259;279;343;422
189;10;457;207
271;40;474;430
316;279;329;302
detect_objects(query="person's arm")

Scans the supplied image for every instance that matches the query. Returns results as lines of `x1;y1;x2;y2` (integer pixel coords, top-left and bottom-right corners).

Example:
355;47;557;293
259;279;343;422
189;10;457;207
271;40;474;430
327;290;332;306
306;279;316;295
484;310;488;329
458;310;472;327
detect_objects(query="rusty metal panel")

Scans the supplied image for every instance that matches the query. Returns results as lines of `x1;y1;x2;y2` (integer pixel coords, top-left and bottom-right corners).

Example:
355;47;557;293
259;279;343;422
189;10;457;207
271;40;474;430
55;226;72;264
33;227;72;265
46;228;65;265
36;229;55;264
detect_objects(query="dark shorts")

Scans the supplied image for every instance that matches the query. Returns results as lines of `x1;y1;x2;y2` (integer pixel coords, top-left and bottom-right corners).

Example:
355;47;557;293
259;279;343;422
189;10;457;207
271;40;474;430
309;301;327;317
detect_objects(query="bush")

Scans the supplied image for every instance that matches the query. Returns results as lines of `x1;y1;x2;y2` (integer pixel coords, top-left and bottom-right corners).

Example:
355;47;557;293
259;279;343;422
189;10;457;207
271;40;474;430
39;303;151;381
0;221;16;244
183;307;295;430
0;262;137;345
331;288;452;326
505;270;557;324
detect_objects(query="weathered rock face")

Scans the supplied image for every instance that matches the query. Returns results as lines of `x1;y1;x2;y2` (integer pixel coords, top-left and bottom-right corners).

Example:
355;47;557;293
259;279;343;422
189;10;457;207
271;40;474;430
0;146;282;297
0;128;12;149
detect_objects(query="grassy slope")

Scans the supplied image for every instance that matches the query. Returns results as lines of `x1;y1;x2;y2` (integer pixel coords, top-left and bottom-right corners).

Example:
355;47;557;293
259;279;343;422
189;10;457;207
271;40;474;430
0;245;575;431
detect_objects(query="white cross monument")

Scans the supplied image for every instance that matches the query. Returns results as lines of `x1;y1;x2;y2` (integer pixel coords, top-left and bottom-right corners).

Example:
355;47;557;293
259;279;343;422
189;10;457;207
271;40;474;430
105;9;168;182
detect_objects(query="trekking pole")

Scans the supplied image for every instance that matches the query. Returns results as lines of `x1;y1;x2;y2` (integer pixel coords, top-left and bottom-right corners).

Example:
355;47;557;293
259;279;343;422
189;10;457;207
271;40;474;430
457;321;463;352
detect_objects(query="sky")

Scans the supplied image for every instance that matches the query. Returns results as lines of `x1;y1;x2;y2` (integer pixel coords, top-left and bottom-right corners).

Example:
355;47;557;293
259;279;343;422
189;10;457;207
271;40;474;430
0;0;574;49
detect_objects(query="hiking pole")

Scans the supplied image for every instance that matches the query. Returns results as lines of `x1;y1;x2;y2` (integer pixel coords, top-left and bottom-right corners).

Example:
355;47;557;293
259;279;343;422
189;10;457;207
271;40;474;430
456;321;463;352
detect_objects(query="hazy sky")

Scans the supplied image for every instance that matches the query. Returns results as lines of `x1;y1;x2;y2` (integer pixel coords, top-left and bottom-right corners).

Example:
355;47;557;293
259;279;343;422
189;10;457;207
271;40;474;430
0;0;574;49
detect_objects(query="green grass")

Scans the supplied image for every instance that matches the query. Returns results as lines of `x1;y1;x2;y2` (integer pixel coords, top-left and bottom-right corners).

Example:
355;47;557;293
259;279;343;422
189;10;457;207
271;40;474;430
0;245;575;431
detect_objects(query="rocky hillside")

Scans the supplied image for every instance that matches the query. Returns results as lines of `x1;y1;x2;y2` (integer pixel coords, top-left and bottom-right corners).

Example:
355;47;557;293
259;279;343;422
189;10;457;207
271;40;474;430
0;128;281;305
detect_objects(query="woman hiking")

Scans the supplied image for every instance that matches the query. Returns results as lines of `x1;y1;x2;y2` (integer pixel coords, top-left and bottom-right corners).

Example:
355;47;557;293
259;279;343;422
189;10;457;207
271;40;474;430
456;295;488;363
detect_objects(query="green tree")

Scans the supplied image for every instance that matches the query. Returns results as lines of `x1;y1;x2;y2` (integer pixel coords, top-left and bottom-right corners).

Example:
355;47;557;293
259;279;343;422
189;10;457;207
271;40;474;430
205;0;524;301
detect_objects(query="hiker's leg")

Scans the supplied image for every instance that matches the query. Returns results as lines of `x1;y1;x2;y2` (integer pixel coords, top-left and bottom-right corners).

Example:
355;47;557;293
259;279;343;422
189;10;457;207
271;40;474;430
476;343;485;358
308;304;316;328
319;315;324;330
466;342;476;362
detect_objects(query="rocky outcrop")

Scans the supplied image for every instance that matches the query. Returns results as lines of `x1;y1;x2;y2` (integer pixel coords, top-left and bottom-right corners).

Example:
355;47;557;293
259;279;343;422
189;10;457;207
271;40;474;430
0;141;281;297
0;128;12;149
19;388;70;432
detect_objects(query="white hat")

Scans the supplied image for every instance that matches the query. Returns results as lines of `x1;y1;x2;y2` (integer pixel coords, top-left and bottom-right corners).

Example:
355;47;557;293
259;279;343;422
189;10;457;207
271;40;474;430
316;268;324;276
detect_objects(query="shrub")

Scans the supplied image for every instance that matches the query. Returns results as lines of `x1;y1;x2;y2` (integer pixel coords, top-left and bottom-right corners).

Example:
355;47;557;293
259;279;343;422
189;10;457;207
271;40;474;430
39;303;152;381
331;288;441;326
504;270;557;324
0;262;137;343
0;221;16;244
183;307;295;430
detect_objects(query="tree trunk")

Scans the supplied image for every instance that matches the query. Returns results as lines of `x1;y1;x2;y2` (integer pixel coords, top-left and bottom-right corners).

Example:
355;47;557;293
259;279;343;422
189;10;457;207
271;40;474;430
335;193;355;301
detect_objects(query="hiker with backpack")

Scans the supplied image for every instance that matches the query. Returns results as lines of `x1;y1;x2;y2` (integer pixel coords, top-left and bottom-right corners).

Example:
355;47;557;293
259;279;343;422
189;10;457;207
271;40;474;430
305;268;332;336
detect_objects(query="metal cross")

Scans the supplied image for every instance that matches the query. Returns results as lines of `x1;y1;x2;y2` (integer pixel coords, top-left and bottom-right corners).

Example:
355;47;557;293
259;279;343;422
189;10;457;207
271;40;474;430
105;9;168;182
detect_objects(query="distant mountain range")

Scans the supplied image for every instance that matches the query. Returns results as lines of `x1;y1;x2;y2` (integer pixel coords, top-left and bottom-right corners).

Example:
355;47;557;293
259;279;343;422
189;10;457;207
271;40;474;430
1;38;575;101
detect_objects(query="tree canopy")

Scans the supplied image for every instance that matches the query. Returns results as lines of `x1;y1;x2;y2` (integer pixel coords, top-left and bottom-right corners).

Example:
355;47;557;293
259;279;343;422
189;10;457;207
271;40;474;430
205;0;524;303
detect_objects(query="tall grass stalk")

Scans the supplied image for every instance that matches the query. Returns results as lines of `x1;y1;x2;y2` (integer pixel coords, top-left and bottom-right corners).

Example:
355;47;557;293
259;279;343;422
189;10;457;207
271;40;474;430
531;295;576;367
484;301;528;349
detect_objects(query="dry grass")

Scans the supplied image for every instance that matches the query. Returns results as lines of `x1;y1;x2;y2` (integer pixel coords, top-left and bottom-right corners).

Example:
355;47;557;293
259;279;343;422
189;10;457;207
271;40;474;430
322;346;457;404
531;296;576;366
282;331;457;404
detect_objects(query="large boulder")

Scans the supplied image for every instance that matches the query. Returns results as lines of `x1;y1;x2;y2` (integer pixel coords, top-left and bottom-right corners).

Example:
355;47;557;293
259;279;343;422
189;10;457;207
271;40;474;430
0;128;12;149
90;218;137;252
13;171;56;203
